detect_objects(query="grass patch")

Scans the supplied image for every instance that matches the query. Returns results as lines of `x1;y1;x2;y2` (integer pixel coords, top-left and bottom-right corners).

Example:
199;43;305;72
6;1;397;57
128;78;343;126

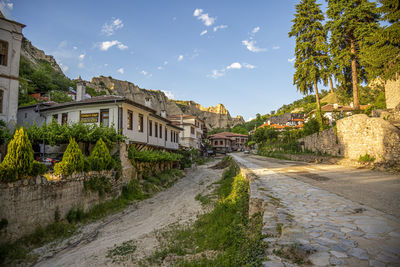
106;240;137;264
84;176;112;197
258;150;290;160
358;153;375;162
0;168;183;265
146;156;267;266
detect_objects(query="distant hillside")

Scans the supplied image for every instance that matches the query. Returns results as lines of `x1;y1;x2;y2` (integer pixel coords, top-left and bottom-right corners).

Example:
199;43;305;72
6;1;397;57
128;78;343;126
18;37;244;129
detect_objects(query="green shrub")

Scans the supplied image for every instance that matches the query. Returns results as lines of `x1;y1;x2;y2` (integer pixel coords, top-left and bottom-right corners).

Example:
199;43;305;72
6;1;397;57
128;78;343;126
122;178;143;200
84;176;112;197
53;138;84;176
303;117;321;136
128;147;182;163
0;128;38;182
31;161;47;176
87;138;115;171
358;153;375;162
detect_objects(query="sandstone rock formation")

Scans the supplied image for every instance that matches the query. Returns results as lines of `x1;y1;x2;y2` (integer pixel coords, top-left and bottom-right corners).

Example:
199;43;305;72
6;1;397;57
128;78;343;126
21;37;63;73
86;76;244;129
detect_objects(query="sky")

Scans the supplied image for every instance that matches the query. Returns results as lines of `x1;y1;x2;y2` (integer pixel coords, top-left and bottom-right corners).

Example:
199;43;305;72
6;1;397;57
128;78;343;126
2;0;330;121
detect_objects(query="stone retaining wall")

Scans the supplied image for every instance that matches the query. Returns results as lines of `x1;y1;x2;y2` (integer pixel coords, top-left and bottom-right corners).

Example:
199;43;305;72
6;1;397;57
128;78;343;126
0;170;119;243
300;114;400;166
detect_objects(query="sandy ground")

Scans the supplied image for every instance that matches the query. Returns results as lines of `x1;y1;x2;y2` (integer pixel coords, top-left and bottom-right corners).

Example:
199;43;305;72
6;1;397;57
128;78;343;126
234;153;400;220
33;160;223;267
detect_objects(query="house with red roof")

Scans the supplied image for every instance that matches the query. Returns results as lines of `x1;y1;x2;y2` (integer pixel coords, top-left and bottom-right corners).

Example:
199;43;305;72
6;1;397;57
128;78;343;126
208;132;248;153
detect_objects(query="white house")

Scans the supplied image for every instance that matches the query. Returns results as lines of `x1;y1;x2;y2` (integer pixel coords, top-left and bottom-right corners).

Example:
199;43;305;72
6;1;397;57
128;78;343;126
167;114;206;150
18;81;182;151
0;11;24;127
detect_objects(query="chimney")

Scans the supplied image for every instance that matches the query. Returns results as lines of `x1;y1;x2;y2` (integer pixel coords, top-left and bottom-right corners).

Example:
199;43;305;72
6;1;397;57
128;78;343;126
333;103;338;109
76;76;86;101
145;97;152;108
161;110;167;118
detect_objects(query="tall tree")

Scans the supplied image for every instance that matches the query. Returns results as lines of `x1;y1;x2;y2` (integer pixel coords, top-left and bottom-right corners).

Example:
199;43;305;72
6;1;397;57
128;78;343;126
360;0;400;81
326;0;379;110
289;0;329;122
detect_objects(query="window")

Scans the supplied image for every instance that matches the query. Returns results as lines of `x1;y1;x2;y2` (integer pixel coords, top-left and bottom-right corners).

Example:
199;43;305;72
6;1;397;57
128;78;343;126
100;109;109;127
24;113;27;119
0;90;3;114
220;140;223;145
159;124;162;139
127;110;133;130
61;113;68;125
171;130;173;142
176;133;179;143
191;127;195;134
173;132;175;143
165;128;167;141
149;120;153;136
0;41;8;66
138;114;144;132
155;122;158;137
52;114;58;121
214;141;218;146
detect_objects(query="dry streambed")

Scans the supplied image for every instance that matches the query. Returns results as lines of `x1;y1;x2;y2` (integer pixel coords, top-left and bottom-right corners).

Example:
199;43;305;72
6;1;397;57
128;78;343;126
34;161;223;267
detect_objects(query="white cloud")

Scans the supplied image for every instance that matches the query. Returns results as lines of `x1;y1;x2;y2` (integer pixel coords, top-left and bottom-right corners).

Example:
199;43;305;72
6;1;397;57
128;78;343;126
140;70;148;75
73;46;78;50
78;62;84;68
246;117;255;122
117;68;124;74
272;46;280;50
193;8;215;26
209;61;255;79
78;54;85;60
252;26;260;34
200;30;208;36
288;57;296;63
243;63;256;69
242;39;267;53
209;69;226;79
157;66;164;70
101;18;124;36
104;63;108;67
58;40;68;49
213;25;227;32
162;90;175;99
7;3;12;9
163;61;168;65
177;55;184;61
99;40;128;51
227;62;242;70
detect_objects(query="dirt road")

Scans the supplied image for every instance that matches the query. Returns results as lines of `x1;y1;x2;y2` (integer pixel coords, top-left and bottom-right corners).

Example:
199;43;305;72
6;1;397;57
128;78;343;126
34;161;223;267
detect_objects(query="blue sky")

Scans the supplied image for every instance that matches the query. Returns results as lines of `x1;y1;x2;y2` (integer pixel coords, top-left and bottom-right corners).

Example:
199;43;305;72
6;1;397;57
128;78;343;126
3;0;330;121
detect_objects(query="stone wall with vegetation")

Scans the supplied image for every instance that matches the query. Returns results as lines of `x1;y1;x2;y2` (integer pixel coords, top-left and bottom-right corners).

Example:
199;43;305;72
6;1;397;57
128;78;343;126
0;170;118;242
300;114;400;166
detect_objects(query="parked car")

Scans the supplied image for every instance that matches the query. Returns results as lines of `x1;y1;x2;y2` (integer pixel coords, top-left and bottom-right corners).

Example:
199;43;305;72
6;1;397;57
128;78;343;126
207;149;216;156
243;150;250;154
37;153;63;169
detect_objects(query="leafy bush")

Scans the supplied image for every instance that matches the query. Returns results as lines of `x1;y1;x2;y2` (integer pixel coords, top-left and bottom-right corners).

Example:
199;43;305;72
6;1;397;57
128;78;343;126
53;138;84;176
303;117;321;136
87;138;115;171
128;147;182;163
31;161;47;176
0;120;11;145
0;128;37;181
177;148;199;169
84;176;112;197
358;153;375;162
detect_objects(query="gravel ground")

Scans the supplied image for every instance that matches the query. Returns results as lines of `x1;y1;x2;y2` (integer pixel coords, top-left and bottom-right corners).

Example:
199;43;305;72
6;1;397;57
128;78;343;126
33;160;223;267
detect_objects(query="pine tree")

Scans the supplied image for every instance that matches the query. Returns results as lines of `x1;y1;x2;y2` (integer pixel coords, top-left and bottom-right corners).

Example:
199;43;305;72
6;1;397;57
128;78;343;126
1;128;35;180
87;138;114;171
360;0;400;81
326;0;380;110
54;138;84;176
289;0;329;122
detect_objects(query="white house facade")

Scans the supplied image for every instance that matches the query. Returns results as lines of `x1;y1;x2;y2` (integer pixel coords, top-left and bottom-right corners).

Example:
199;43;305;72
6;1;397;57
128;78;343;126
0;12;24;127
168;115;206;150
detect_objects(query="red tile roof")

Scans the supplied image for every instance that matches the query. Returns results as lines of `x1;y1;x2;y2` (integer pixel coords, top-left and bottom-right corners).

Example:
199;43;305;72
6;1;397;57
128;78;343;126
208;131;248;139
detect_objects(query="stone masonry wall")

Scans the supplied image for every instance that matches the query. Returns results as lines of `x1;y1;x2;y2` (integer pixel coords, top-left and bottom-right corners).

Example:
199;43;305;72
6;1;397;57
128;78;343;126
300;114;400;166
385;76;400;109
0;170;119;243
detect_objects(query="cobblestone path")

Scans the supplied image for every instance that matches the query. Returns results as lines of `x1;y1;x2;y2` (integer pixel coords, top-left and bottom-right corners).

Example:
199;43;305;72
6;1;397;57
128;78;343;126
232;154;400;267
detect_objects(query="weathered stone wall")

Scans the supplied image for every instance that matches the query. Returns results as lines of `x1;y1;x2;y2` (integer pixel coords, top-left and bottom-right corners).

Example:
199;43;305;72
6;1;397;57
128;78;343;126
300;114;400;166
0;171;119;243
385;76;400;109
